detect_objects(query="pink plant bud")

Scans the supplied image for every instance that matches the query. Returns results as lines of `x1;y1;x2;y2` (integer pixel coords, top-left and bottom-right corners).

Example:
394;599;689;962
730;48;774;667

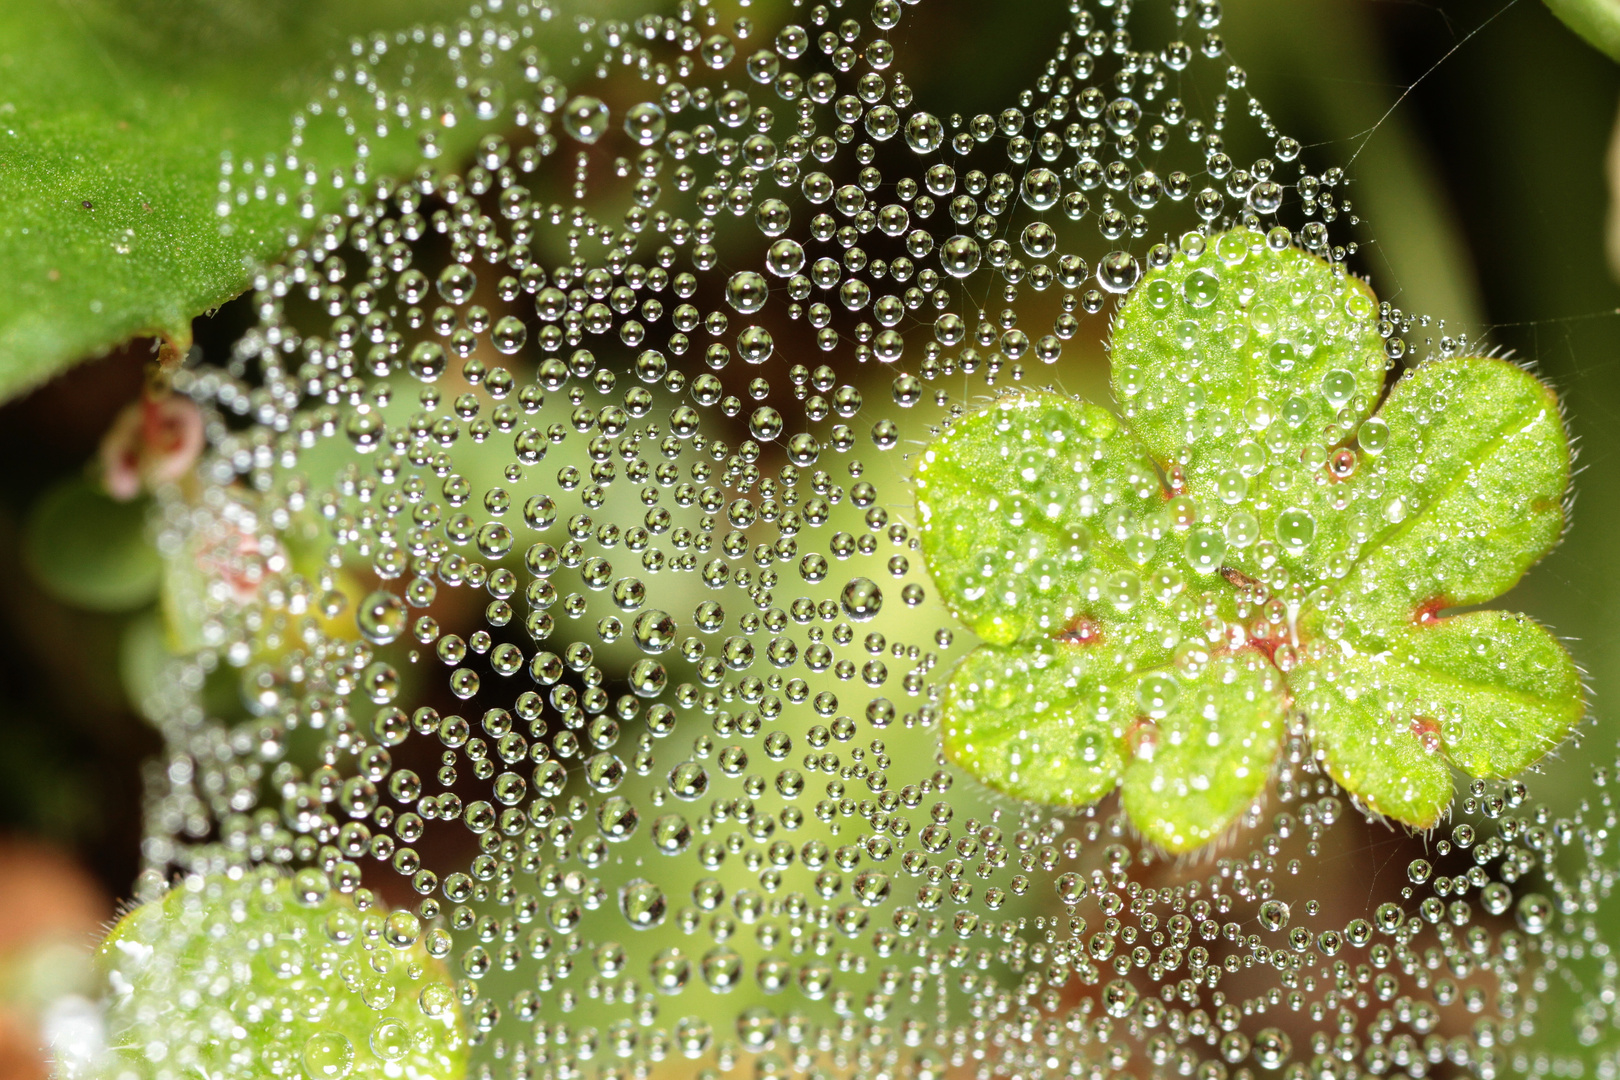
194;511;285;607
98;404;144;502
99;394;204;500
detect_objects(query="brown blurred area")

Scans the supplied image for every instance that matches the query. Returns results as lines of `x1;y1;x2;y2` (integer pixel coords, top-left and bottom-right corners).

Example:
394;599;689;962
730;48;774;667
0;838;111;1079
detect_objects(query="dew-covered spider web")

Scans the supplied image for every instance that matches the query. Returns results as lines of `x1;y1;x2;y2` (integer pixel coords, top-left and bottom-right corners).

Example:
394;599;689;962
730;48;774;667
62;2;1620;1080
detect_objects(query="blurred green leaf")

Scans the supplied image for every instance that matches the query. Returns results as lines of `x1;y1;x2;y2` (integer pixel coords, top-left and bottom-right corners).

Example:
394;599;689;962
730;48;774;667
117;610;171;723
24;479;160;612
1546;0;1620;61
0;0;522;402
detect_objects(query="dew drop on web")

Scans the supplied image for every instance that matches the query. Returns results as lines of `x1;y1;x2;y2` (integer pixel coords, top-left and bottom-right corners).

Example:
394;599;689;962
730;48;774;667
85;1;1620;1078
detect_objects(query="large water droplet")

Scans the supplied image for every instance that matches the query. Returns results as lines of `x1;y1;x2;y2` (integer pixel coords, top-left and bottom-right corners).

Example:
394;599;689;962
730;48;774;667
633;609;677;654
562;95;610;142
623;101;667;146
726;271;768;314
1257;900;1289;932
619;878;667;929
357;590;406;645
302;1031;355;1080
1252;1028;1292;1070
1516;892;1553;934
939;235;981;278
841;577;883;621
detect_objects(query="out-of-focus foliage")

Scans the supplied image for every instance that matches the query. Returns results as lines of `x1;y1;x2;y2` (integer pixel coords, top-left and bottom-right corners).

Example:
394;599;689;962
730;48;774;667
1546;0;1620;61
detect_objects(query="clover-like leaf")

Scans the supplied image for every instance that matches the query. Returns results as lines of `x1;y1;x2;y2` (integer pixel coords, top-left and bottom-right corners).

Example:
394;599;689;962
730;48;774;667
917;227;1582;848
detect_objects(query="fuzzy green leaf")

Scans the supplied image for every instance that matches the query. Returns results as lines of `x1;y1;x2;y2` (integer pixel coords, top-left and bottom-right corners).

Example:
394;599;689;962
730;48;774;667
915;392;1175;651
1116;652;1289;853
77;869;467;1080
0;0;547;401
917;227;1583;844
941;641;1127;810
1290;610;1583;827
1326;355;1570;631
1111;229;1388;587
942;642;1287;853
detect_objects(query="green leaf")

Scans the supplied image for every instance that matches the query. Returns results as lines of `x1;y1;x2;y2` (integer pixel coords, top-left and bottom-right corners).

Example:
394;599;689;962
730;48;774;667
1117;653;1288;853
917;227;1583;845
1544;0;1620;62
23;478;161;612
939;626;1288;857
1290;611;1583;828
1326;355;1569;631
0;0;537;401
941;641;1127;810
77;868;467;1080
1111;228;1388;586
915;392;1173;650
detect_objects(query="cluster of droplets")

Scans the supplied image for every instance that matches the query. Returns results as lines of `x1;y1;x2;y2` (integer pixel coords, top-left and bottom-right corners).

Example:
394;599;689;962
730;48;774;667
89;0;1620;1079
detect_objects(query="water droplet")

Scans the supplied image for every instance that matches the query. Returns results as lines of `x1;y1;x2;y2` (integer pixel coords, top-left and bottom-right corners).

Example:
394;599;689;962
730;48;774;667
1252;1028;1292;1070
1102;979;1138;1017
623;101;667;145
738;325;775;363
302;1031;355;1080
1357;417;1389;455
633;609;677;654
1275;508;1315;552
749;407;784;441
369;1018;410;1062
939;235;981;278
492;315;527;354
701;946;743;992
619;879;667;929
563;95;610;142
1257;900;1290;932
1516;892;1553;934
1182;269;1219;308
1020;168;1060;211
407;341;447;383
1268;340;1298;373
357;590;406;645
726;271;768;314
1098;251;1141;293
1135;672;1179;719
841;577;883;621
765;239;805;277
1183;526;1226;574
904;111;943;153
1321;368;1356;408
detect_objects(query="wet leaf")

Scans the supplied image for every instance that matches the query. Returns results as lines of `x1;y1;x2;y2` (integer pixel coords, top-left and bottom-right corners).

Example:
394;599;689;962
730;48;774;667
74;869;467;1080
0;0;538;401
1292;611;1582;827
916;227;1581;847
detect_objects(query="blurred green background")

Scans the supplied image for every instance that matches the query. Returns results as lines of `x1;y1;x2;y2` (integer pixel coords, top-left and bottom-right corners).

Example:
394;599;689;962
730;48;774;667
2;0;1620;1070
